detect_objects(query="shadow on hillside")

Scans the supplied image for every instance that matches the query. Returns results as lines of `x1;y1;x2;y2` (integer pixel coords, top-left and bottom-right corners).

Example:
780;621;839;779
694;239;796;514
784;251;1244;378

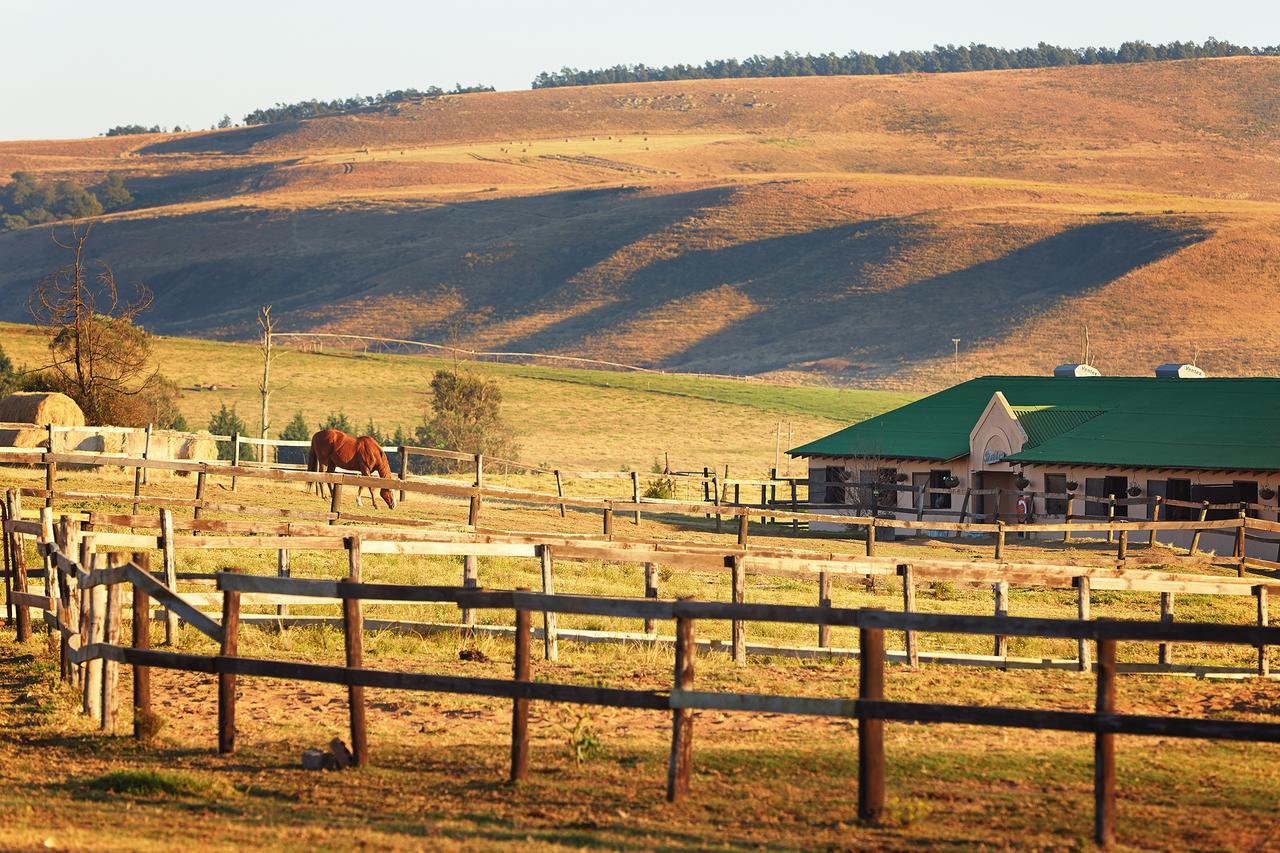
137;122;298;155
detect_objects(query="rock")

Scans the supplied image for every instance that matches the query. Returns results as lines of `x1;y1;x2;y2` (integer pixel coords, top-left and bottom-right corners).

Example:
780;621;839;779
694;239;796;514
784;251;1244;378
321;752;339;771
301;747;326;770
328;737;353;769
459;648;490;663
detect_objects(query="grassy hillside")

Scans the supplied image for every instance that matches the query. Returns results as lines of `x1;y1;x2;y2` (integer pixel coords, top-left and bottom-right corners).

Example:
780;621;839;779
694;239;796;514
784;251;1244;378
3;58;1280;386
0;322;909;474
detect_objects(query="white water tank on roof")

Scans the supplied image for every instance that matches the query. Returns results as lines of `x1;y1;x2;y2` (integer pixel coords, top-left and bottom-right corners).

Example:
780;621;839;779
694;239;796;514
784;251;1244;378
1155;363;1206;379
1053;364;1101;378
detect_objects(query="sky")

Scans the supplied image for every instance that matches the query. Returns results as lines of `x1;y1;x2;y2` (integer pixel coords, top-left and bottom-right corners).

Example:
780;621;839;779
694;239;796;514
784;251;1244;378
4;0;1278;140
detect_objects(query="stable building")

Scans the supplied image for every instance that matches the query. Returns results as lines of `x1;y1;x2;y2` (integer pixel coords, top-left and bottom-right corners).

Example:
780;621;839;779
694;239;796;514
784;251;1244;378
788;369;1280;558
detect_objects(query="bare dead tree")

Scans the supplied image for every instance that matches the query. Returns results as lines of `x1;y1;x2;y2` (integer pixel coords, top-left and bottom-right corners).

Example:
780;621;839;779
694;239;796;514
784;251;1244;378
27;224;157;424
257;305;277;463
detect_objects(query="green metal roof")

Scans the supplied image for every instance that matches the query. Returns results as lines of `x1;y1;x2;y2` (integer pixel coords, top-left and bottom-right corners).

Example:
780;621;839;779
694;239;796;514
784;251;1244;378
789;376;1280;472
1010;406;1104;448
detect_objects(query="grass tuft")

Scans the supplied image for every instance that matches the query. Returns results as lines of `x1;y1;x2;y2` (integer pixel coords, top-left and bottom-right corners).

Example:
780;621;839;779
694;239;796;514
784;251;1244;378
83;769;221;798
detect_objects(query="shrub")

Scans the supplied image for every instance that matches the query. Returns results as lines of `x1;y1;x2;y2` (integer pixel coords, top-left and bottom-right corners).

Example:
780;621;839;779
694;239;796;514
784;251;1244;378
208;403;255;461
278;411;310;465
414;369;518;472
643;475;676;500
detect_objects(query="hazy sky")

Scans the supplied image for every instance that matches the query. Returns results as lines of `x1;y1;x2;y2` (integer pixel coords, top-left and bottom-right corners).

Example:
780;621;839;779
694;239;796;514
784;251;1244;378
5;0;1277;140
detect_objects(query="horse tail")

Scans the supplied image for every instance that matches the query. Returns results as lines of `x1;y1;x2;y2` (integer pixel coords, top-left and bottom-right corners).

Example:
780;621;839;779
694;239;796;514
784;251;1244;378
306;446;318;494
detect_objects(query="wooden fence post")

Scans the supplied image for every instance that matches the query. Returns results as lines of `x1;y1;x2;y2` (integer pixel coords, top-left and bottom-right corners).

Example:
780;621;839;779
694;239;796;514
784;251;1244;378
791;480;799;531
132;552;152;740
643;562;658;635
101;553;125;733
461;554;478;628
276;548;290;621
45;451;56;509
731;555;746;666
554;469;566;518
1;495;11;628
994;521;1005;560
141;423;153;486
865;518;876;557
132;460;144;514
737;511;749;548
469;454;483;529
511;594;531;783
631;471;641;525
54;515;72;681
993;581;1009;660
540;545;558;662
1094;637;1117;848
1106;495;1116;544
1159;592;1174;666
900;565;917;668
1149;496;1161;546
713;472;723;534
818;570;832;649
193;470;207;520
1189;502;1209;555
6;491;31;642
603;504;614;540
1117;529;1128;564
75;526;92;691
397;446;408;504
1064;495;1074;543
1077;576;1092;673
1256;585;1269;677
344;536;368;767
1236;507;1247;577
230;432;240;491
858;624;886;824
160;509;178;644
218;565;241;754
329;483;343;523
84;549;106;723
667;608;695;802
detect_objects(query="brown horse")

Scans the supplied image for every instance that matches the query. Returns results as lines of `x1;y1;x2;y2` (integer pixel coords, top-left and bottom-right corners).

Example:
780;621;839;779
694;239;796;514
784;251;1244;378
306;428;397;509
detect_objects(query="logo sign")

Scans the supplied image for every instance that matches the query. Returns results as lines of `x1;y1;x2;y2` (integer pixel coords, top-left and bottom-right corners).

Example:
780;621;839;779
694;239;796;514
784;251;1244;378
982;449;1006;465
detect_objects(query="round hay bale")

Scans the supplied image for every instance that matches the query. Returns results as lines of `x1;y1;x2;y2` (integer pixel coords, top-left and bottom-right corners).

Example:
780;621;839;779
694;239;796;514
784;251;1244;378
177;430;219;469
0;392;85;428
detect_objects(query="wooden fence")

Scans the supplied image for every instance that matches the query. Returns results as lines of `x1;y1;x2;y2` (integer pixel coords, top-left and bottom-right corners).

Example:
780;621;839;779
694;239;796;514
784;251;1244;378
12;529;1280;847
6;492;1279;677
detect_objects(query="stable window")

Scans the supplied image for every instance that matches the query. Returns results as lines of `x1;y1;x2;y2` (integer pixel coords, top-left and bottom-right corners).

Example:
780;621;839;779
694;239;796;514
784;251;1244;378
1192;483;1237;521
1044;473;1068;515
823;466;852;504
1164;478;1192;521
929;469;953;510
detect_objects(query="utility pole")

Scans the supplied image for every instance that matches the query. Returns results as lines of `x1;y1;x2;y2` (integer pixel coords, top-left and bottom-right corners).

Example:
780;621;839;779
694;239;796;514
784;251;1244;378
951;338;960;375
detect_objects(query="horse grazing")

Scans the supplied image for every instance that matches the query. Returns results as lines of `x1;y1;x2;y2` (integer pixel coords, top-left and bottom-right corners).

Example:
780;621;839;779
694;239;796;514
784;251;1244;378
306;428;398;509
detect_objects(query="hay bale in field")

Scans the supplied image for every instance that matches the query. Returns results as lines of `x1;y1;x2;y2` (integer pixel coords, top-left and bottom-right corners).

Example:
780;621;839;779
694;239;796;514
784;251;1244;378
0;392;86;450
175;430;218;470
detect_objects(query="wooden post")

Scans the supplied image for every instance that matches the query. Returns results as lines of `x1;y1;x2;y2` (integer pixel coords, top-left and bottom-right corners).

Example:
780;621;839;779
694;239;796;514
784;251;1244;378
7;491;31;642
915;485;925;521
1236;507;1247;577
540;545;558;662
865;518;876;557
132;462;143;514
461;554;478;627
858;624;886;824
1116;529;1128;564
470;454;484;529
101;554;124;733
344;537;368;767
45;455;56;509
141;423;153;486
54;514;72;682
1189;502;1209;555
603;504;614;540
276;549;290;620
554;469;566;518
1;495;11;628
230;432;240;491
1094;638;1117;848
218;564;240;755
1149;496;1161;546
1256;585;1269;677
193;470;207;519
511;597;531;783
993;581;1009;660
329;483;343;523
730;555;746;666
160;509;178;644
1064;495;1074;543
959;488;971;525
631;470;641;525
397;446;408;504
702;467;711;509
667;610;695;802
994;520;1005;560
791;479;799;531
737;511;749;548
643;562;658;635
1106;495;1115;544
818;570;832;649
1158;592;1174;666
75;528;91;690
132;553;153;740
1077;576;1092;673
713;472;723;533
84;551;106;722
900;564;917;668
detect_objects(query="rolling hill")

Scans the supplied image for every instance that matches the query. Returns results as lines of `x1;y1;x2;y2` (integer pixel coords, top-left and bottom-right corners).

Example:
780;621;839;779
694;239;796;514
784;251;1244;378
2;57;1280;388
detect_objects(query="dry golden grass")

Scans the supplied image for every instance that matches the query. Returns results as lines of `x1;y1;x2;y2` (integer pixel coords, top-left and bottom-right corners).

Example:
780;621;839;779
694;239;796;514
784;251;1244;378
3;58;1280;386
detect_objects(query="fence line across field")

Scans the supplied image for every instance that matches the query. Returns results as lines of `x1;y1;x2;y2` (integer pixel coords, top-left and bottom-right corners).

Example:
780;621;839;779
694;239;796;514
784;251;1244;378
6;496;1278;676
13;526;1280;848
